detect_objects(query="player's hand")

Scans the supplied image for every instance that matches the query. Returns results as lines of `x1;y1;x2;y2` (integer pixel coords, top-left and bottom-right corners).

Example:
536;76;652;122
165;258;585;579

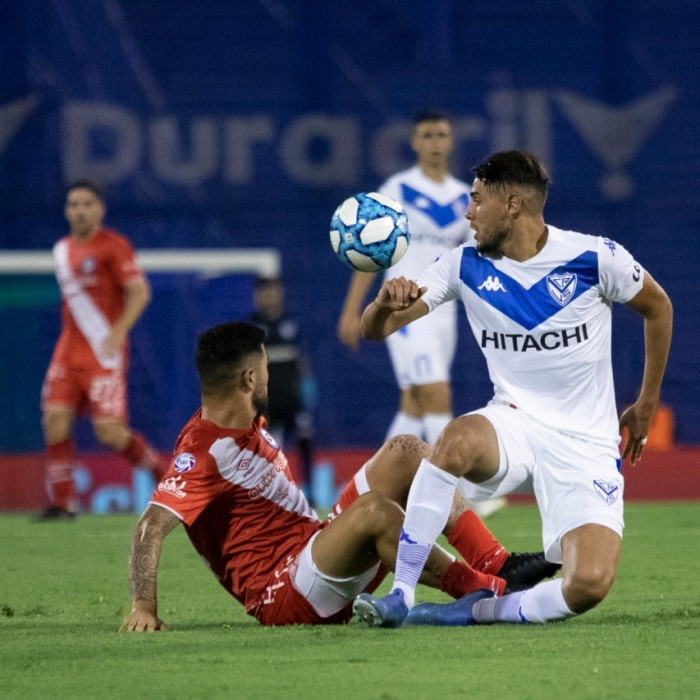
619;400;656;466
337;311;362;351
120;606;171;633
375;277;426;310
102;327;127;357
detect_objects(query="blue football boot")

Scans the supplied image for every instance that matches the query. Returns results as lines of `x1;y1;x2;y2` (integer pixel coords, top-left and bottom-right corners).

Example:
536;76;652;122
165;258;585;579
353;589;409;628
404;588;496;626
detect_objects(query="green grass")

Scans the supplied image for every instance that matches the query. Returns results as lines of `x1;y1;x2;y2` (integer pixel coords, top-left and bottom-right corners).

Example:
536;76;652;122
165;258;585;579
2;503;698;699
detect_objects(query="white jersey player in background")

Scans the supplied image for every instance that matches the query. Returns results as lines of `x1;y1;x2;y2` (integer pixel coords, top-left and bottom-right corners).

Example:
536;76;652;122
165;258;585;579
338;111;471;447
352;150;673;628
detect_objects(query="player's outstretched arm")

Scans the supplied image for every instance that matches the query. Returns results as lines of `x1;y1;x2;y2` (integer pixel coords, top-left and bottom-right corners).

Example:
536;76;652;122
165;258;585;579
360;276;428;340
619;270;673;465
121;504;180;632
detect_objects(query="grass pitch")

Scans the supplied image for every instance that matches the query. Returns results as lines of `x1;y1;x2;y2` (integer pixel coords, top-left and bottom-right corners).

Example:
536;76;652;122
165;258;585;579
1;502;698;699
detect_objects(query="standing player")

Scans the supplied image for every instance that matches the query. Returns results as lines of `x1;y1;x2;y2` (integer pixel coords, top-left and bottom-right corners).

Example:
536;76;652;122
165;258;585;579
337;110;471;446
120;322;557;631
247;275;316;503
353;150;673;627
39;180;167;519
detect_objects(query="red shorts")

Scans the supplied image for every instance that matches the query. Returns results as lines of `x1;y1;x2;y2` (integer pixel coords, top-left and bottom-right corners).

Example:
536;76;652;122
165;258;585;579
251;540;387;627
252;553;354;626
41;359;128;421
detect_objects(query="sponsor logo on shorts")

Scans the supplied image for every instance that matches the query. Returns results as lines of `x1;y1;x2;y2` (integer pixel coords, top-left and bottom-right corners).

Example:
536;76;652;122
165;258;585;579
593;479;619;505
158;475;187;499
174;453;196;473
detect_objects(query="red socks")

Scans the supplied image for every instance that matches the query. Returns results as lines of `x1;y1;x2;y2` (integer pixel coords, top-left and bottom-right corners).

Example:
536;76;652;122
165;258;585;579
121;432;168;479
440;560;505;597
46;439;76;510
447;509;510;575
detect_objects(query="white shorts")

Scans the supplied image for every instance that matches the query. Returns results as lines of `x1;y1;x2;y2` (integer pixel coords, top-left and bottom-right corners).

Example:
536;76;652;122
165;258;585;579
290;532;381;617
456;404;624;564
385;304;457;389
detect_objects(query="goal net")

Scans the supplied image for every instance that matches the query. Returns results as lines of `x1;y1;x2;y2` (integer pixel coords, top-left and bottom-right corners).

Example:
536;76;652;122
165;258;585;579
0;247;279;456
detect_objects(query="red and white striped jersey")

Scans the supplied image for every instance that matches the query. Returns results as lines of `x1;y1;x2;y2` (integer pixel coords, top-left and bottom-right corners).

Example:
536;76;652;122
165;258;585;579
150;411;320;616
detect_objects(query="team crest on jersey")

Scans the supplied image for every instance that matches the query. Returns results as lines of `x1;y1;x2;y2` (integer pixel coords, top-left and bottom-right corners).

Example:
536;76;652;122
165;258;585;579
546;272;577;306
79;256;97;274
593;479;619;505
260;428;279;450
174;452;196;473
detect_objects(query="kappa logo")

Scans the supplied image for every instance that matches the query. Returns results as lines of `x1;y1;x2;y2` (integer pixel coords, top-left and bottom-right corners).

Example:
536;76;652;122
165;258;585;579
603;238;617;255
399;528;417;545
593;479;619;505
478;276;507;292
546;272;577;306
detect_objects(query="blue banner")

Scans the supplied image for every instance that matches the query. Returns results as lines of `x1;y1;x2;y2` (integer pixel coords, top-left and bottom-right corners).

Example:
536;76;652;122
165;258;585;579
1;0;697;448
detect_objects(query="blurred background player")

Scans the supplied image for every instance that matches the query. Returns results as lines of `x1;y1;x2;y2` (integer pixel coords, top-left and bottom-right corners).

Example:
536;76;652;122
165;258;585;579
39;180;167;519
337;110;505;517
247;274;317;503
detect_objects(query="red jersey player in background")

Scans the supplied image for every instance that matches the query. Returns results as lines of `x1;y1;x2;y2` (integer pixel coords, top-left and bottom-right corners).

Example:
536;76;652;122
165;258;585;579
39;180;167;519
121;321;558;630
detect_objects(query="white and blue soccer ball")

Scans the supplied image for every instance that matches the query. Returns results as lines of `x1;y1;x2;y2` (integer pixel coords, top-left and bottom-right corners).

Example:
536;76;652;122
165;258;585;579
330;192;410;272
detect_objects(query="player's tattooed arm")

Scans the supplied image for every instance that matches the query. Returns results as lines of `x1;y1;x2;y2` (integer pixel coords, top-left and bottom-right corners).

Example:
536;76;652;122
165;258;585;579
129;505;179;603
121;505;179;632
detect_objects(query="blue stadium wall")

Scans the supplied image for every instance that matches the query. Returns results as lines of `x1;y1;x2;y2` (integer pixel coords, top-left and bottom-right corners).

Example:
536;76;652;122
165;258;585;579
1;0;698;452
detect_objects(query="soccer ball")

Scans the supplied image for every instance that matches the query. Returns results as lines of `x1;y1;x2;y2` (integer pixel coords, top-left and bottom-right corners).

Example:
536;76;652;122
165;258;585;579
330;192;410;272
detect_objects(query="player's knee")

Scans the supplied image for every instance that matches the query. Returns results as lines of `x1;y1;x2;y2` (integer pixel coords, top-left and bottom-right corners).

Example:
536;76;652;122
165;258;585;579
353;491;403;531
92;421;124;448
42;411;71;443
430;415;484;473
385;434;429;465
562;566;616;613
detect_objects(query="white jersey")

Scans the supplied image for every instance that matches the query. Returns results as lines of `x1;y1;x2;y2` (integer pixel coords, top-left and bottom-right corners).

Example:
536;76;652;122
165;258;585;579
418;226;644;447
379;165;471;287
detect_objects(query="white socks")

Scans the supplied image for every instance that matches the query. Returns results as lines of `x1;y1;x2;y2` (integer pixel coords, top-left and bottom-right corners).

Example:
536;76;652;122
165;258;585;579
385;412;453;445
385;411;424;440
422;413;452;444
473;578;574;623
391;459;459;608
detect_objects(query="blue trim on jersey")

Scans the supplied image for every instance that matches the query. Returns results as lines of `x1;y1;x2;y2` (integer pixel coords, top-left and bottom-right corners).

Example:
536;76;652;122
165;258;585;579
400;184;469;227
459;247;600;331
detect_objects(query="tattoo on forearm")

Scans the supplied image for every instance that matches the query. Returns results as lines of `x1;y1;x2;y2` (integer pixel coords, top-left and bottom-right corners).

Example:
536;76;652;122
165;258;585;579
129;528;160;603
128;507;178;603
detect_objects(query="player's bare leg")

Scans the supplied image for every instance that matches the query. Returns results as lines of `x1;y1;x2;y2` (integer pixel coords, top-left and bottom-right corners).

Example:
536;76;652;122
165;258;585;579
560;524;621;613
93;420;168;480
42;407;75;445
340;433;557;598
314;491;507;627
353;415;500;625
